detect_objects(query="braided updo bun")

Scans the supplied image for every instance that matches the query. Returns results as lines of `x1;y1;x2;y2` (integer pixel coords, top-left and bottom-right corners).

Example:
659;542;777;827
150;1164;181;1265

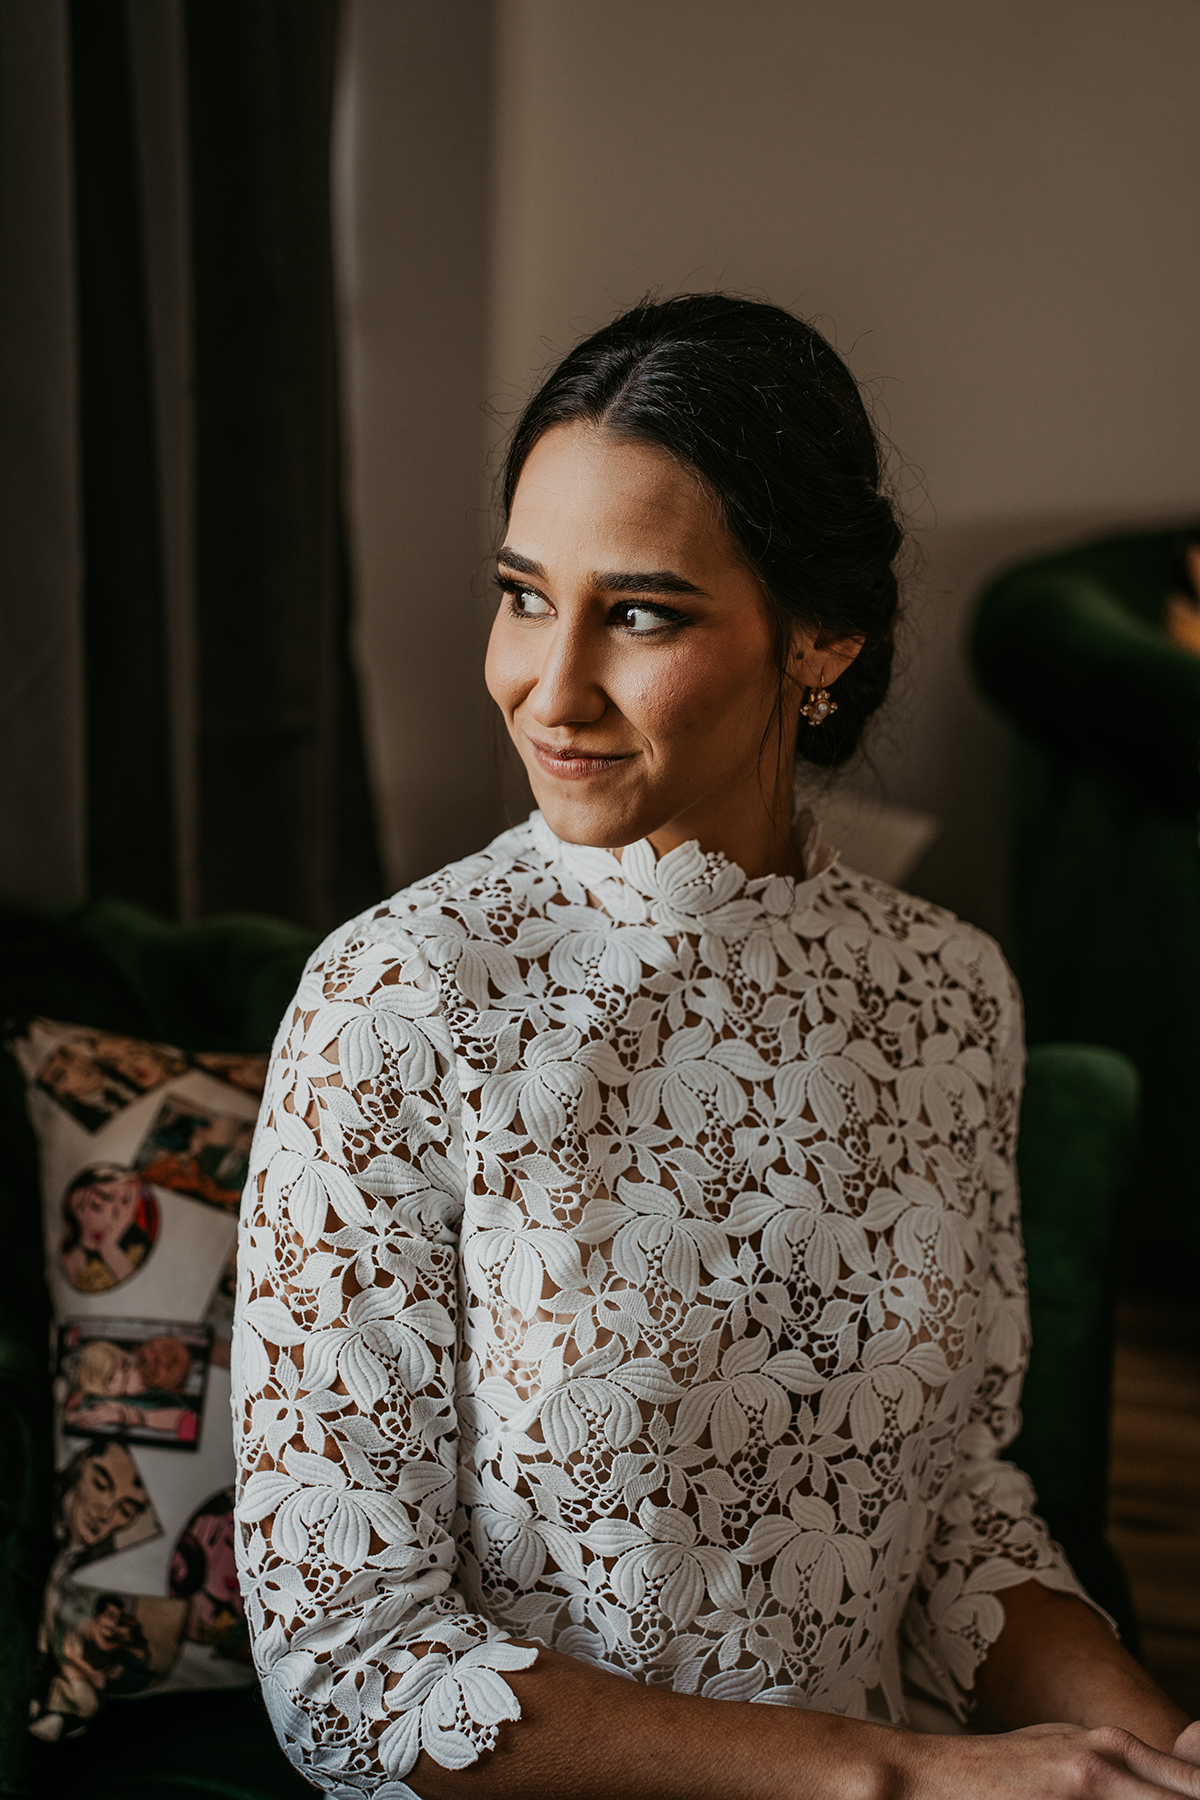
502;294;902;769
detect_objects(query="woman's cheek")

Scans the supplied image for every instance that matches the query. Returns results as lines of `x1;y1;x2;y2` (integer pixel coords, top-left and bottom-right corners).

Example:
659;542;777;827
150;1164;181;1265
615;640;705;728
484;622;531;714
625;641;751;743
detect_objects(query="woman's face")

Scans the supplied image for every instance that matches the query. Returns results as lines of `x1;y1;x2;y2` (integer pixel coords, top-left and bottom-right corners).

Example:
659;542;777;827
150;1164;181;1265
111;1354;142;1395
97;1349;133;1395
44;1044;104;1103
194;1510;239;1608
94;1036;167;1089
70;1180;138;1252
486;423;856;871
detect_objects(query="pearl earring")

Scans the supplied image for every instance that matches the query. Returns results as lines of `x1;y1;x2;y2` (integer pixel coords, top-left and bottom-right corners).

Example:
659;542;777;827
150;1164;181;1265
800;686;837;726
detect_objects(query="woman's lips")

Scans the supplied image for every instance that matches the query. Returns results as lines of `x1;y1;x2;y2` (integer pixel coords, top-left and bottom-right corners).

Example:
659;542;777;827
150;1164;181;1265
529;739;634;781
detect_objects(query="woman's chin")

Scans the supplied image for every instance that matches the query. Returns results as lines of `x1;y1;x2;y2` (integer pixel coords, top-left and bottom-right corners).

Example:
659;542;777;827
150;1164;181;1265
533;789;649;852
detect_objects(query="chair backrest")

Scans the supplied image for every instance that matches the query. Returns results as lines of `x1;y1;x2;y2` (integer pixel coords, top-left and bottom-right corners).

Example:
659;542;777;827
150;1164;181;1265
972;524;1200;810
971;525;1200;1274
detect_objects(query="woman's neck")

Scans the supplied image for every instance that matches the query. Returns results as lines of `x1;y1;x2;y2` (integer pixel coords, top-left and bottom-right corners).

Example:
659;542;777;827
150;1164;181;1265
628;774;803;882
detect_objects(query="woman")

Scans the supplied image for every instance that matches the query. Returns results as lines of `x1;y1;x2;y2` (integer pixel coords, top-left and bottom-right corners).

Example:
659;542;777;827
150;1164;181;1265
171;1489;250;1655
234;297;1200;1799
60;1164;157;1291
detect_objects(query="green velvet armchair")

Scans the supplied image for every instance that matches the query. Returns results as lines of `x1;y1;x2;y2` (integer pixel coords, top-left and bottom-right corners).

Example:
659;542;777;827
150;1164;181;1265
0;901;1139;1795
972;524;1200;1274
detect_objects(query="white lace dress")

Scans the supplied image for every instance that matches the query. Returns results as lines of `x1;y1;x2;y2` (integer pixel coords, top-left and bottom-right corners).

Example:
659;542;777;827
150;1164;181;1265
233;811;1087;1797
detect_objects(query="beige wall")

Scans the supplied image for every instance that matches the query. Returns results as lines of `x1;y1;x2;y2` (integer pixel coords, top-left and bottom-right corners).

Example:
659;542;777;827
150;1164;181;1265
337;0;497;890
344;0;1200;936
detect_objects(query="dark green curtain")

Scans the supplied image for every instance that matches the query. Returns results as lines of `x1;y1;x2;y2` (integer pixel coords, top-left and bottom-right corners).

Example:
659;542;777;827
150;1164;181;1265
69;0;177;917
67;0;382;933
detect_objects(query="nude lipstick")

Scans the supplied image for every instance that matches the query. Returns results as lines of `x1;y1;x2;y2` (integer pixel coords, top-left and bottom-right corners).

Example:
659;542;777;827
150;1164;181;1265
529;740;634;781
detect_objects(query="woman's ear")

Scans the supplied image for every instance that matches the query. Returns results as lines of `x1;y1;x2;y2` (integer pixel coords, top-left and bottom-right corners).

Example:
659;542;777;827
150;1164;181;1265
788;624;865;690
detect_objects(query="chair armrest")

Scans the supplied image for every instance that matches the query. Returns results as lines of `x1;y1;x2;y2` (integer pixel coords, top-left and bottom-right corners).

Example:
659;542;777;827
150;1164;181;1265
1012;1043;1138;1520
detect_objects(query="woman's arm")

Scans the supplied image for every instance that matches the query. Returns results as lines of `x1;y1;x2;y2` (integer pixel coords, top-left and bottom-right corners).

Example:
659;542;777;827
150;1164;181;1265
233;926;536;1793
408;1536;1198;1800
66;1399;130;1428
237;926;1200;1800
413;1650;903;1800
404;1640;1200;1800
975;1580;1188;1748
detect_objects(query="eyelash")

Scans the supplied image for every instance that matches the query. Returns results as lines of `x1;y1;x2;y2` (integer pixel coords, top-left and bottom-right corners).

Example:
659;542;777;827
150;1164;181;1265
494;576;689;636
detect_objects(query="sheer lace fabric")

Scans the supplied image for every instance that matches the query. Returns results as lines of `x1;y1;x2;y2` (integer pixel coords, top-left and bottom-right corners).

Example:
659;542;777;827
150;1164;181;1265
233;812;1087;1797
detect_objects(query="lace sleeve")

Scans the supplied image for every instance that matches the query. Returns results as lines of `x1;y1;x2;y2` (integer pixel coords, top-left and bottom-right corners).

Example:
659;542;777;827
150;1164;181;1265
232;918;537;1797
899;972;1098;1718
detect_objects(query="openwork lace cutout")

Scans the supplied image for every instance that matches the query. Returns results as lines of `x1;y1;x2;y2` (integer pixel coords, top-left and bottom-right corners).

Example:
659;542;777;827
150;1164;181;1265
233;813;1086;1796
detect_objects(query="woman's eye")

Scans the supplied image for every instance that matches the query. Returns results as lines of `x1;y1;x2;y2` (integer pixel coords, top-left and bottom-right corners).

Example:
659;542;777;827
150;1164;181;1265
616;604;672;634
509;587;553;618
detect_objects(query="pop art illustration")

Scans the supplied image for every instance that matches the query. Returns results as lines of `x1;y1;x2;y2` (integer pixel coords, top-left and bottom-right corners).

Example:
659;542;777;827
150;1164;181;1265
133;1094;254;1211
53;1438;162;1573
170;1488;250;1661
30;1582;187;1741
37;1031;186;1133
59;1318;211;1450
59;1164;159;1294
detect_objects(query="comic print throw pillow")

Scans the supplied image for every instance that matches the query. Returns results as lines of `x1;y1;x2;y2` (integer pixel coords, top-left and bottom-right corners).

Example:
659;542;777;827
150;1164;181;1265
11;1018;264;1742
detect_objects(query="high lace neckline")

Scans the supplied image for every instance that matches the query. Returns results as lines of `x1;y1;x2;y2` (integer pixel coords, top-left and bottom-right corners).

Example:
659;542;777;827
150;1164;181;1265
528;806;839;938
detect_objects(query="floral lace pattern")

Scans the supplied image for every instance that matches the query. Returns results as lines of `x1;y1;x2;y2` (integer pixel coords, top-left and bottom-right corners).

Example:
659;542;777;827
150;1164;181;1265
233;812;1086;1796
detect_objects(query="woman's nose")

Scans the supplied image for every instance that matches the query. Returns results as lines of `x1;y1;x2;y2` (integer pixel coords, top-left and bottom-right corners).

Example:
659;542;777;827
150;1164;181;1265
526;620;606;727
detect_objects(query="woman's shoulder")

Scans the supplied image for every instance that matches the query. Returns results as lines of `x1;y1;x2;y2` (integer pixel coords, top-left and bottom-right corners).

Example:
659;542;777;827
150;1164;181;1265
809;860;1024;1089
392;816;553;920
816;856;1018;1010
291;818;555;1000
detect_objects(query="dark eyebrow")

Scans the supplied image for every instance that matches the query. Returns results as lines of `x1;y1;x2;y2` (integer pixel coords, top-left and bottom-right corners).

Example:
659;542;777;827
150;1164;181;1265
594;570;706;598
496;548;546;578
496;548;705;599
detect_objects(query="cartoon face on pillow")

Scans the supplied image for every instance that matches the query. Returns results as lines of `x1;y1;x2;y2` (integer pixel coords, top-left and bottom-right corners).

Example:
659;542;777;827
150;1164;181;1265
170;1489;249;1657
60;1166;159;1293
55;1439;161;1569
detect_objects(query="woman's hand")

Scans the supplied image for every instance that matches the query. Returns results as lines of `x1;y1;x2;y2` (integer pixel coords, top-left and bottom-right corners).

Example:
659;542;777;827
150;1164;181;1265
94;1223;135;1283
903;1722;1200;1799
69;1399;131;1428
1177;1725;1200;1767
